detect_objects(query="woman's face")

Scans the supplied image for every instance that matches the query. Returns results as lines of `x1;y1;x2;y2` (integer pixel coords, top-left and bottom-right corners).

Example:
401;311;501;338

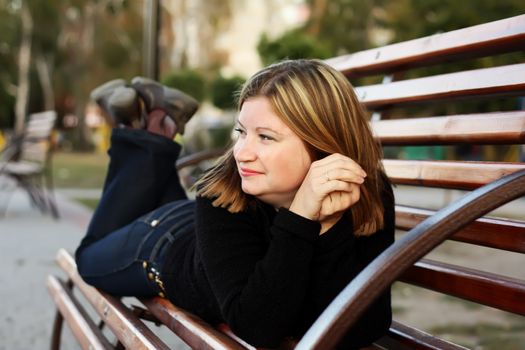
233;96;312;209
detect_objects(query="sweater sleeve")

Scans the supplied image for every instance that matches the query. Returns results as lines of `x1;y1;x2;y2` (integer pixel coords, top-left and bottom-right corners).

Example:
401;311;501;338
195;197;320;347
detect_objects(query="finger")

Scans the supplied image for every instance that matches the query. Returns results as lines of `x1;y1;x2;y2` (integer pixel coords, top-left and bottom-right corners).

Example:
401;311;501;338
325;168;366;184
312;156;367;179
319;184;361;218
319;179;355;194
320;193;351;217
314;153;366;174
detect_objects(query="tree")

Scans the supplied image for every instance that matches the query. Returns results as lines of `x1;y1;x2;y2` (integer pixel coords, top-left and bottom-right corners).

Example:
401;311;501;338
382;0;525;42
210;74;245;110
162;0;234;71
0;1;20;129
257;29;331;66
0;0;143;149
161;69;206;102
302;0;387;54
29;0;61;112
55;0;143;150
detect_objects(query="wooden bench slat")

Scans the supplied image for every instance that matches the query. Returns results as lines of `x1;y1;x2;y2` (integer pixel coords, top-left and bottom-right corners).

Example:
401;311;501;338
140;297;249;350
384;159;525;189
375;321;468;350
25;110;56;121
26;119;55;129
396;205;525;253
47;275;112;350
326;14;525;77
55;249;171;350
400;259;525;316
356;63;525;109
373;111;525;145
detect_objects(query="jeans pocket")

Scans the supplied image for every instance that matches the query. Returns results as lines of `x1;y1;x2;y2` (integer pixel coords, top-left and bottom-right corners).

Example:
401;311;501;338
135;200;195;261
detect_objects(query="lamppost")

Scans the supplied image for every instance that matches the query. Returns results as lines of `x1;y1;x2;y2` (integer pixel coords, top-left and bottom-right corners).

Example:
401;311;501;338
143;0;160;80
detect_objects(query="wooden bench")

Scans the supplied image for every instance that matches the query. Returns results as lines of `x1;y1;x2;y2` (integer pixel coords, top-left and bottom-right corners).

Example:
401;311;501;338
0;110;59;218
47;15;525;349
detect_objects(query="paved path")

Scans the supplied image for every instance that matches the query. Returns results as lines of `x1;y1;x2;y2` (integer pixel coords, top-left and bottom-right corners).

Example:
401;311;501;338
0;189;92;350
0;188;190;350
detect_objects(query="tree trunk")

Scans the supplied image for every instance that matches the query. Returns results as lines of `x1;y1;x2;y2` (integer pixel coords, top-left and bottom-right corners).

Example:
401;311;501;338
36;54;55;111
73;2;96;151
73;97;93;151
14;2;33;136
307;0;328;36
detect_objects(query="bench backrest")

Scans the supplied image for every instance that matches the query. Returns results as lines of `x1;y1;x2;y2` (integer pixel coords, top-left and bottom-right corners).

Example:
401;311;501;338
19;110;57;164
296;14;525;349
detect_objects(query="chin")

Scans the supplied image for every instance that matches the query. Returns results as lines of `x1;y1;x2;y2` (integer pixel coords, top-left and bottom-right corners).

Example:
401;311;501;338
241;184;259;196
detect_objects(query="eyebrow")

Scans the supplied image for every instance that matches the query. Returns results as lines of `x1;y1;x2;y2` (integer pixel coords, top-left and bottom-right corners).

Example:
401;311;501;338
237;121;283;135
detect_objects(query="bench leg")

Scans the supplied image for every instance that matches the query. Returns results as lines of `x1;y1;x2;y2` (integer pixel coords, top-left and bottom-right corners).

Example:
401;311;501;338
50;311;64;350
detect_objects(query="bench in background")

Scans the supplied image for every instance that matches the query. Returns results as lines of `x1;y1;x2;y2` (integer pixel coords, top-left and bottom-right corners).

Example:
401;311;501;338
47;15;525;349
0;110;59;218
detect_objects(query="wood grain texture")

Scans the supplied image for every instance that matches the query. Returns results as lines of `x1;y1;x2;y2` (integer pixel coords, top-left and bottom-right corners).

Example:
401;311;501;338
384;159;525;189
141;297;248;350
47;275;111;350
55;249;171;350
400;259;525;315
396;205;525;253
373;111;525;145
355;63;525;109
325;14;525;77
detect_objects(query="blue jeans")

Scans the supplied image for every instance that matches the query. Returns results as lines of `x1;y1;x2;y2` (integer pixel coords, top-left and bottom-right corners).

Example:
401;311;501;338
75;128;193;297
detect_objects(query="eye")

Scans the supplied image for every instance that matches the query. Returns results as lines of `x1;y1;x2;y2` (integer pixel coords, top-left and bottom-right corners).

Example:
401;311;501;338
234;127;246;136
259;134;275;141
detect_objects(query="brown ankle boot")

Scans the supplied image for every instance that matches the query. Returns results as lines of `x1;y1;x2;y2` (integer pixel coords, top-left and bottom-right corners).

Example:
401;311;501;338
90;80;142;127
131;76;199;134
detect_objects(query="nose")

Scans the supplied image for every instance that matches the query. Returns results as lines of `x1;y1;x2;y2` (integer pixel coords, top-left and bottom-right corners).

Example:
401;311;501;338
234;136;257;163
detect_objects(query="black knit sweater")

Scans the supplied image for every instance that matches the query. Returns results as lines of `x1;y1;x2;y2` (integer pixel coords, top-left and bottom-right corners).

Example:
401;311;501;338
162;182;395;349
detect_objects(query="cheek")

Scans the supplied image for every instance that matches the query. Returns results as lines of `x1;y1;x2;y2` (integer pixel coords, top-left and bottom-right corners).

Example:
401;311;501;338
278;152;310;184
296;155;312;181
232;140;241;162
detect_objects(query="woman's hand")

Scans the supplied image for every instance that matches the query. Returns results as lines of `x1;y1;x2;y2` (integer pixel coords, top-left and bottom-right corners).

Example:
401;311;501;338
289;153;366;222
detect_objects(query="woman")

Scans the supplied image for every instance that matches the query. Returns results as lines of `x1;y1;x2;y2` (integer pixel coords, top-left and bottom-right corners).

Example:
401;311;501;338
76;59;395;349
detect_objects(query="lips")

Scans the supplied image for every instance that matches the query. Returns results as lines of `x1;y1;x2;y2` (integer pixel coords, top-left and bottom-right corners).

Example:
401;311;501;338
239;167;263;177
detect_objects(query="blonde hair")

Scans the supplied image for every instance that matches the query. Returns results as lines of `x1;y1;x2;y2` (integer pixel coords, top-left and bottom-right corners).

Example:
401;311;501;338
197;59;387;236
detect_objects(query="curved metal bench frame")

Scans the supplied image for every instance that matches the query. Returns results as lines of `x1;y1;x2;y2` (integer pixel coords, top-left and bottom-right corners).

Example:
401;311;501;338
297;169;525;349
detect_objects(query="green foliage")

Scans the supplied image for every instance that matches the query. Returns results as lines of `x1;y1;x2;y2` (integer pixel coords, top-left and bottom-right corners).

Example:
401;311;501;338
0;3;19;78
28;0;61;54
303;0;386;54
0;83;14;128
161;69;206;102
100;41;130;69
210;74;245;110
383;0;525;42
257;30;332;66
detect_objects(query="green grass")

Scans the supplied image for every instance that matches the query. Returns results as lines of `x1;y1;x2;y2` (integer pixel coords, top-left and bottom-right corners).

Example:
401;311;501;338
52;151;108;189
74;198;100;210
440;294;482;310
